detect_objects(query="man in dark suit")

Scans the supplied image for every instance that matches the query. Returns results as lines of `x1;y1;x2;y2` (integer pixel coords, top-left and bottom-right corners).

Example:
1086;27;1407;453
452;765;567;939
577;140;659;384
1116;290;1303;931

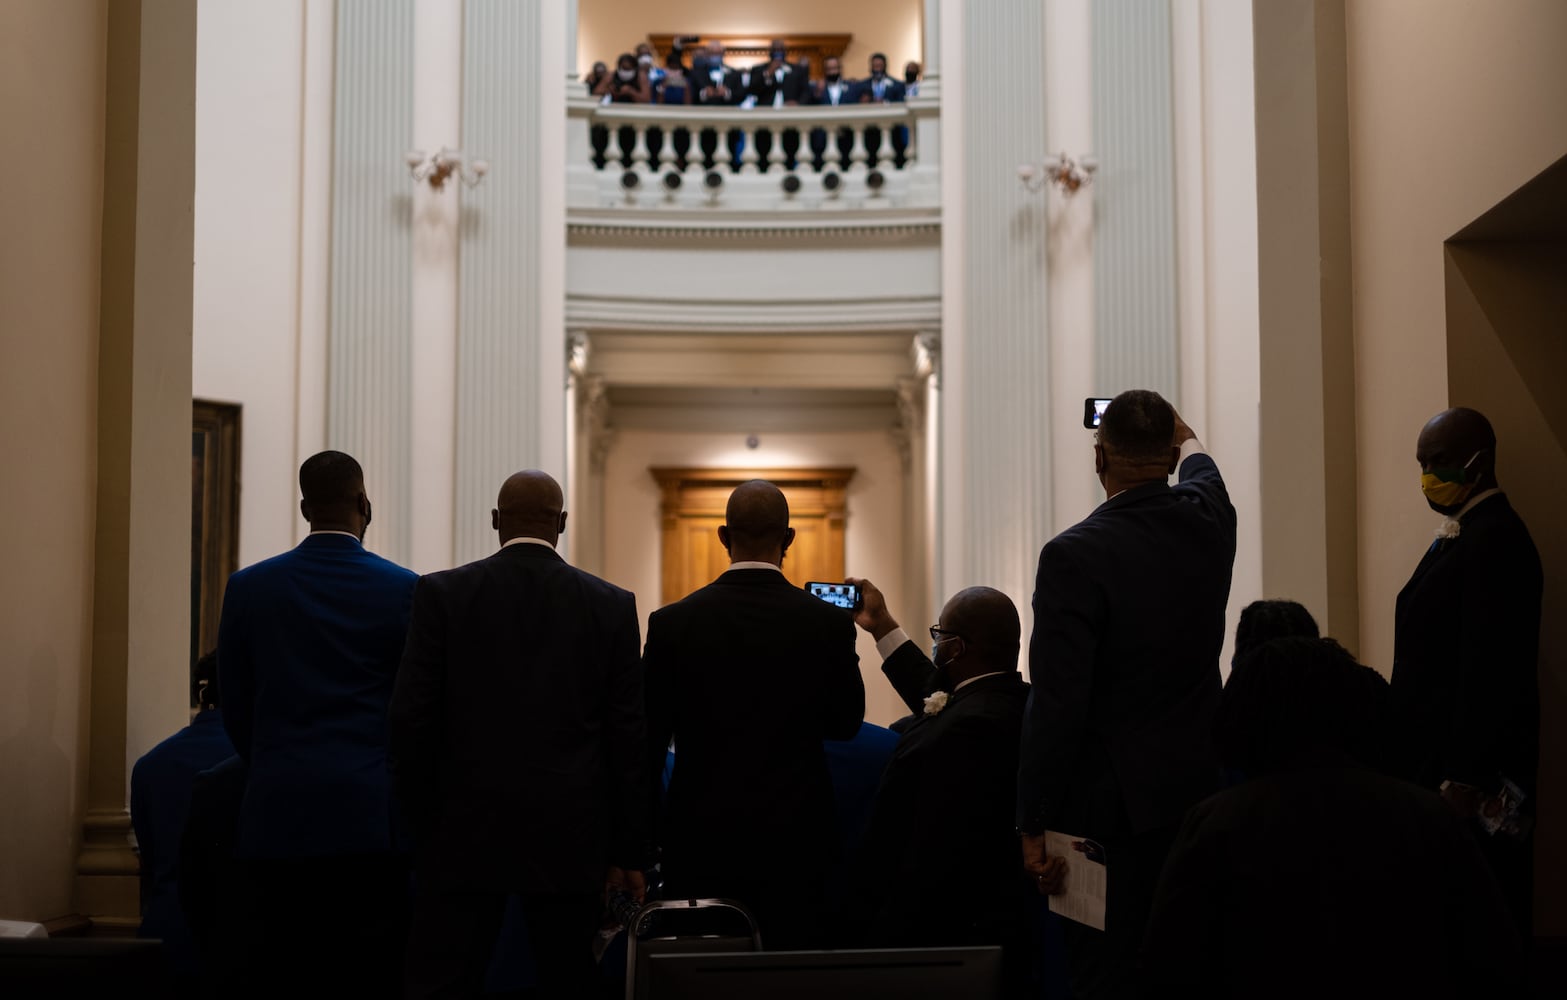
809;55;857;171
848;52;907;104
1144;637;1522;997
1390;407;1541;942
131;651;235;985
1017;390;1236;1000
644;480;865;948
845;578;1032;990
218;450;417;997
691;39;744;106
389;470;646;998
748;40;811;172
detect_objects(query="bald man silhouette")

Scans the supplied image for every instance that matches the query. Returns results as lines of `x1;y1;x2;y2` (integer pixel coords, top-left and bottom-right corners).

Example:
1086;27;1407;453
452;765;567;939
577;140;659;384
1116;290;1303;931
643;479;865;949
1392;407;1542;941
390;470;647;998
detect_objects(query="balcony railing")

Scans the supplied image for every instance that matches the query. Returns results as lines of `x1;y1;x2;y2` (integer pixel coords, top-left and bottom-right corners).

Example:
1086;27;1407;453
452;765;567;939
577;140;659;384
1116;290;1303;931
567;99;940;211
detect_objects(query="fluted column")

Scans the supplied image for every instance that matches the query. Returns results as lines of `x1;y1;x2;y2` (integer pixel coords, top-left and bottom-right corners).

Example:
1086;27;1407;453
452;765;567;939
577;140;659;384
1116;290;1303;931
1091;0;1179;398
328;0;416;564
939;0;1052;642
453;0;567;564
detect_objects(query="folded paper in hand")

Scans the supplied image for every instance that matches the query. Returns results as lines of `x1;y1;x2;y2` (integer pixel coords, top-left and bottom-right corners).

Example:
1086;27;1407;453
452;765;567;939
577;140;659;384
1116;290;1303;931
1044;830;1107;931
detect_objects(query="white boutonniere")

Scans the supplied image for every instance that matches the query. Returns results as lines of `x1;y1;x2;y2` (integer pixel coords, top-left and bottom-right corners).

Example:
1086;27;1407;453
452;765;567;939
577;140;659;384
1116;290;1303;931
923;691;949;716
1434;518;1461;540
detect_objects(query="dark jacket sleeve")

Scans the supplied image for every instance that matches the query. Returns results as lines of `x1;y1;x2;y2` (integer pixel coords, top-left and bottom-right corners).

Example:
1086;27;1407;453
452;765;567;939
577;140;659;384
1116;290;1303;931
882;639;940;715
216;572;254;761
387;576;446;839
1017;537;1104;832
603;590;649;868
822;610;866;741
1176;452;1237;537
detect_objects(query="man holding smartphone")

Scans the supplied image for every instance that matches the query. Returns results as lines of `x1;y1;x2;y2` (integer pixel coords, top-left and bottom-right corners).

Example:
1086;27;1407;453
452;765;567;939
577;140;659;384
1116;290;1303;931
1017;390;1236;1000
642;480;864;948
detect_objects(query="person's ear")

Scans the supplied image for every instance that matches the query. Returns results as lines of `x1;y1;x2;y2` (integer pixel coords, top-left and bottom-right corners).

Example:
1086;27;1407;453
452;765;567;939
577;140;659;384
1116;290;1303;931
300;498;311;524
780;526;796;556
491;508;500;531
361;496;373;529
717;525;732;552
1094;443;1106;477
558;510;569;535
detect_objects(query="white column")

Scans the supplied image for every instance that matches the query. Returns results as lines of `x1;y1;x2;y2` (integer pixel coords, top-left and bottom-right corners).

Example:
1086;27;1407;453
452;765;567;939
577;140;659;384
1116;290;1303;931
1091;0;1179;399
294;0;335;542
408;0;461;574
938;0;1053;650
454;0;567;565
328;0;416;565
1045;0;1099;535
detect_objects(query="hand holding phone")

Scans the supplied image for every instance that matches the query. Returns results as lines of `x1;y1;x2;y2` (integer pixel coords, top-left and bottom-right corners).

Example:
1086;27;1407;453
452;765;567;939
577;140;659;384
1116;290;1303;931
805;581;862;611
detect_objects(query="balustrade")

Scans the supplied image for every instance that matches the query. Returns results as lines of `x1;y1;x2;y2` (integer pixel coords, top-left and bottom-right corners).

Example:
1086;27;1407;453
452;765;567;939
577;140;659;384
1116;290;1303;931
568;100;938;210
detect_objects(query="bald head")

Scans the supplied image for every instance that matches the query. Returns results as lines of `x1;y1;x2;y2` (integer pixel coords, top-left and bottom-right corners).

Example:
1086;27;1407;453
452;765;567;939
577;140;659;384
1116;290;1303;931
939;586;1021;675
492;470;566;546
718;480;794;564
1417;407;1498;487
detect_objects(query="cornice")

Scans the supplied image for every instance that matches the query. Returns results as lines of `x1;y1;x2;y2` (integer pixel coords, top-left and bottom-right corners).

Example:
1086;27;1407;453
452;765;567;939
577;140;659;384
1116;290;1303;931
567;207;942;246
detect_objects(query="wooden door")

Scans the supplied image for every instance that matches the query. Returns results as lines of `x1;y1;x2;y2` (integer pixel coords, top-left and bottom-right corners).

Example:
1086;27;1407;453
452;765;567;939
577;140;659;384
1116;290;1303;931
651;467;855;604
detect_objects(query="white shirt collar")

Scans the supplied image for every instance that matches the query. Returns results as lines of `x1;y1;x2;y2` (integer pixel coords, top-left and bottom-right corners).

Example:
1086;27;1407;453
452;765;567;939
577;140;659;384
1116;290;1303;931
309;530;361;542
502;536;557;550
728;560;783;573
955;670;1008;692
1456;488;1503;520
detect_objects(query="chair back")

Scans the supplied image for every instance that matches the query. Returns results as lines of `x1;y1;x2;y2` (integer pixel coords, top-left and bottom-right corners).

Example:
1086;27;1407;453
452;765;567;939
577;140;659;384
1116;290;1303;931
625;898;760;1000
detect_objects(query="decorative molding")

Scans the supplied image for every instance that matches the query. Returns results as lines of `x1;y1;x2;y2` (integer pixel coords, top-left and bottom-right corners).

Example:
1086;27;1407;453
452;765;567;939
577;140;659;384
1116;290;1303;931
577;373;615;472
328;0;416;564
1091;0;1179;399
567;208;941;246
566;293;941;335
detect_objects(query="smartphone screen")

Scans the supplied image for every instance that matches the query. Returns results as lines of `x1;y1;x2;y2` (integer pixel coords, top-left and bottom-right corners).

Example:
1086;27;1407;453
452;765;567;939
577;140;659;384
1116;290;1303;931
1083;397;1112;429
805;581;861;610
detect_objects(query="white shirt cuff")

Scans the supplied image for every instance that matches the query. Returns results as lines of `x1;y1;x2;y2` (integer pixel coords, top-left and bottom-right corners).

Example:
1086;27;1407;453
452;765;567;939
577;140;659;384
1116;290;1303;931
876;627;911;660
1179;437;1207;465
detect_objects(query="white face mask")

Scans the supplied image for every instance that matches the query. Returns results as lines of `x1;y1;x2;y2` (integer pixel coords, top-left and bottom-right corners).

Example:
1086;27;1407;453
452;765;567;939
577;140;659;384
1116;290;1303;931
617;68;635;81
638;54;653;66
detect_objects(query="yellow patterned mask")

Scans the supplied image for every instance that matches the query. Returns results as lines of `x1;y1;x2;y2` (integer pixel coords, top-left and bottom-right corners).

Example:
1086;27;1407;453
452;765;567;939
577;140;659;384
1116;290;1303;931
1421;452;1480;513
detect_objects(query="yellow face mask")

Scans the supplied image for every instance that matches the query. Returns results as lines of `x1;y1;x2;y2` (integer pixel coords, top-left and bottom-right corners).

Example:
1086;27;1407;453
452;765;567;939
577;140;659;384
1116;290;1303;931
1420;451;1481;513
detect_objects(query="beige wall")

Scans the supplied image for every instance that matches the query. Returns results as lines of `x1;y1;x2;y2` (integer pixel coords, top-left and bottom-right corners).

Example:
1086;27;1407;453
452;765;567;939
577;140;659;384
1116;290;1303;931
600;427;912;727
193;0;311;568
0;0;107;922
1343;0;1567;674
577;0;923;80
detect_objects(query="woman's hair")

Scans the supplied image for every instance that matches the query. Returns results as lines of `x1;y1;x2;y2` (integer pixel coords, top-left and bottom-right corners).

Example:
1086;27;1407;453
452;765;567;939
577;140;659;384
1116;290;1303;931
1233;599;1319;667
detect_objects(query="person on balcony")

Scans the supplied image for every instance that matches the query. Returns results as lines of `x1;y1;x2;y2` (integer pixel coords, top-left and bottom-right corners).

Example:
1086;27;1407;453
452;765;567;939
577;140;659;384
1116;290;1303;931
809;56;856;171
602;53;652;105
747;40;810;171
747;40;811;107
904;61;923;98
850;53;906;104
693;40;743;106
813;56;855;107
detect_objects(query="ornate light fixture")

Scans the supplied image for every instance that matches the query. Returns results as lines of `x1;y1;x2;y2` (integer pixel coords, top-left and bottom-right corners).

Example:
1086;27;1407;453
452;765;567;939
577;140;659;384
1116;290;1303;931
404;147;489;190
1017;153;1099;196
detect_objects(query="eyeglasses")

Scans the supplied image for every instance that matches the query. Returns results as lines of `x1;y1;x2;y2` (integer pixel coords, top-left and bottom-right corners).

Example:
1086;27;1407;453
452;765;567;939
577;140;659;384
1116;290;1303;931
929;625;964;643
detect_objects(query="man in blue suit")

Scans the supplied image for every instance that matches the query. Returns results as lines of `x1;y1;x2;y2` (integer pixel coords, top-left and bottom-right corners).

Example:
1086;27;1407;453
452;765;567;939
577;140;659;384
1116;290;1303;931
218;450;418;998
131;650;234;984
1017;391;1236;1000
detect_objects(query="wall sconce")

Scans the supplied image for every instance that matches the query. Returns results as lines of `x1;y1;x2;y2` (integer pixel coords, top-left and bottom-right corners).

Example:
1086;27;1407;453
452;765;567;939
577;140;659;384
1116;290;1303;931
404;147;489;190
1017;153;1098;196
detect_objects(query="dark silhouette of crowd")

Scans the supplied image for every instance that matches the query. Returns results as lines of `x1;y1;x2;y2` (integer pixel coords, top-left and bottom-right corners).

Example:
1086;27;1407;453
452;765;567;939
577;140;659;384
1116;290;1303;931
120;393;1539;998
